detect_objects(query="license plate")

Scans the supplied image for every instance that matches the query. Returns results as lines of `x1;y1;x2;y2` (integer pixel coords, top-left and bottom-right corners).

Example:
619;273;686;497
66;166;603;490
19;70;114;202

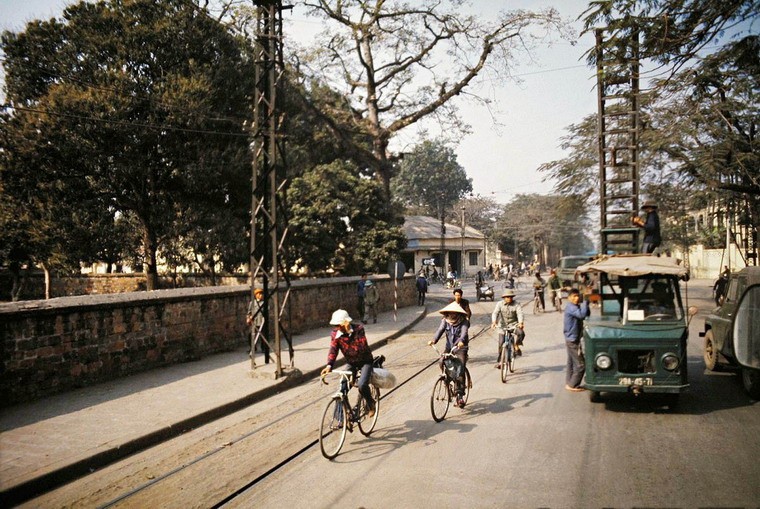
618;377;653;386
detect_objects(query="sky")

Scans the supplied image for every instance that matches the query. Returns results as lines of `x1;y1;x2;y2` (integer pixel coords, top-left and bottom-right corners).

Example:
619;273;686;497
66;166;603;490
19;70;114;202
0;0;599;204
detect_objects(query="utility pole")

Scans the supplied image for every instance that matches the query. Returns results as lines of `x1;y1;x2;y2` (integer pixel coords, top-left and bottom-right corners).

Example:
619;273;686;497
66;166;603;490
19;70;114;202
249;0;294;379
461;206;466;278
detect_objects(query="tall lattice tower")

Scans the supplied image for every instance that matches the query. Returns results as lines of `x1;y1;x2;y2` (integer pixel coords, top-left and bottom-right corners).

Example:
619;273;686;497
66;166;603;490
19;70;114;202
249;0;294;378
595;29;641;255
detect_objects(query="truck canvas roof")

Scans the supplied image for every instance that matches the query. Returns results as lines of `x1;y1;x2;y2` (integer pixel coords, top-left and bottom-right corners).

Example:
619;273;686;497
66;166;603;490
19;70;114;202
576;254;688;278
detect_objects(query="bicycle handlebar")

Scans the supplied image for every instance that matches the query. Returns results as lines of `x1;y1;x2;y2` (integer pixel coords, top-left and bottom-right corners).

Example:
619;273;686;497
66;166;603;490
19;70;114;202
320;369;353;385
430;344;460;357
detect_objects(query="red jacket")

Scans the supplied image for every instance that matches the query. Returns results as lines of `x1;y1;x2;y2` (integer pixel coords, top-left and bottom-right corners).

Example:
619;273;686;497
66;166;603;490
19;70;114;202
327;324;373;368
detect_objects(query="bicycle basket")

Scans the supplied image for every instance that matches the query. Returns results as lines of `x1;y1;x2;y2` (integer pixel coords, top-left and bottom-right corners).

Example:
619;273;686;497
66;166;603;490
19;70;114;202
443;357;463;379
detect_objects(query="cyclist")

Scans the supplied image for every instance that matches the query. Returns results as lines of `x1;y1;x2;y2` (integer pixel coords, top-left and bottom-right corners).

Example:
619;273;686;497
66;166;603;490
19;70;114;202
320;309;376;417
451;288;472;324
533;271;546;312
427;302;469;408
547;269;562;310
491;288;525;367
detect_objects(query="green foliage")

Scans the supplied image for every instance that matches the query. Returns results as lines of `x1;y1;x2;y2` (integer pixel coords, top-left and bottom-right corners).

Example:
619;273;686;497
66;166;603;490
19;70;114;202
1;0;255;289
287;160;406;274
391;139;473;219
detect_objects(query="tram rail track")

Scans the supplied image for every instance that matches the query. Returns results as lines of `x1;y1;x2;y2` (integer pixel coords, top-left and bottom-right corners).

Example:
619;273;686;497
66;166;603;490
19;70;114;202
93;325;489;509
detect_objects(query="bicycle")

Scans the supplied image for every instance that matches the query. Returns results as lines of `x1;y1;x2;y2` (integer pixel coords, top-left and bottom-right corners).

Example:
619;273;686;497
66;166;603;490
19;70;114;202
551;288;562;312
497;328;517;383
430;345;472;422
319;369;380;459
533;288;544;314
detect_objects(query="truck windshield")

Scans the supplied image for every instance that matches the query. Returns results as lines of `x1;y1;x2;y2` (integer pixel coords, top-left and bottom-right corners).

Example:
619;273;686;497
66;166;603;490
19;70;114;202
623;277;683;321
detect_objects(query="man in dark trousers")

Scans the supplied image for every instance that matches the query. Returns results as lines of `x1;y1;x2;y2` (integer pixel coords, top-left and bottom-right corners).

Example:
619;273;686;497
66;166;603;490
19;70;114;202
416;271;429;305
632;201;661;254
564;288;590;392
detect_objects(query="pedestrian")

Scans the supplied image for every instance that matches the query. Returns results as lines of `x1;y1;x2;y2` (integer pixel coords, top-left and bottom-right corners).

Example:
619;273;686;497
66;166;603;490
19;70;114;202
564;288;590;392
416;272;429;306
476;270;484;287
533;271;546;311
451;288;472;323
713;269;729;306
246;288;270;364
491;288;525;367
632;200;661;254
356;274;367;319
363;279;379;324
427;302;470;408
321;309;376;417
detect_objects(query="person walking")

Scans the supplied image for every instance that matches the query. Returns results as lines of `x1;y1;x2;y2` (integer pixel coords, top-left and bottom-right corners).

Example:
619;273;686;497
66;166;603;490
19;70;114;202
632;201;661;254
321;309;376;417
416;272;429;306
564;288;590;392
363;279;380;324
356;274;367;320
491;288;525;366
246;288;270;365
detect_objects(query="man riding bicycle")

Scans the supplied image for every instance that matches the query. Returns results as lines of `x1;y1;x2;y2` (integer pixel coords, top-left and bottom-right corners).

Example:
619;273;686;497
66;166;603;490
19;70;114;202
321;309;376;417
428;302;469;408
491;289;525;367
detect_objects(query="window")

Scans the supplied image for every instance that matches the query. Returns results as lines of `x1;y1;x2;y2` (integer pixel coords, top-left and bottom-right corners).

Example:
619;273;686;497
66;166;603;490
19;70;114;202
468;252;478;266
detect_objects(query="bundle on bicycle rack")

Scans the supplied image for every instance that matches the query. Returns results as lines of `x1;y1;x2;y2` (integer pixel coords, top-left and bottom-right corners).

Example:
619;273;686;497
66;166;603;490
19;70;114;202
370;354;397;389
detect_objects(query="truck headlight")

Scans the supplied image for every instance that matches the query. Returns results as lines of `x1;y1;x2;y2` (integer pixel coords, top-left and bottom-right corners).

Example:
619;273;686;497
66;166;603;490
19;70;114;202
595;353;613;370
662;353;680;371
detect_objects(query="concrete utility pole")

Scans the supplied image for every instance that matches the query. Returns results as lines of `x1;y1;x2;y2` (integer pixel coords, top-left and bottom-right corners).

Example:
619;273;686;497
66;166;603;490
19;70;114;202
461;206;466;278
249;0;294;379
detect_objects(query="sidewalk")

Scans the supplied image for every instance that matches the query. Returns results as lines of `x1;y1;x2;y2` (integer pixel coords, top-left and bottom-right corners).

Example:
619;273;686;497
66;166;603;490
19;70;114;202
0;304;428;505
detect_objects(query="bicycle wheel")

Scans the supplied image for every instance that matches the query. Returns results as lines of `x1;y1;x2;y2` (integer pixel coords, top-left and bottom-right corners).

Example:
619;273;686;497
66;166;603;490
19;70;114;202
430;377;450;422
461;368;471;406
319;397;348;459
499;344;508;383
358;384;380;436
533;297;540;314
555;293;562;312
508;340;517;373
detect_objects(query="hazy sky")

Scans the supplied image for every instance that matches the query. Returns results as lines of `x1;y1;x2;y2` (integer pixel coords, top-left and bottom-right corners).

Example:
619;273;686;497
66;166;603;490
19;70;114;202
0;0;598;203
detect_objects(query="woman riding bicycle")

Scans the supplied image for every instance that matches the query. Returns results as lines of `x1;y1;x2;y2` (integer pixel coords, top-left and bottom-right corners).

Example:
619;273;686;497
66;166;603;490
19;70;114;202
491;288;525;367
321;309;376;417
427;302;469;408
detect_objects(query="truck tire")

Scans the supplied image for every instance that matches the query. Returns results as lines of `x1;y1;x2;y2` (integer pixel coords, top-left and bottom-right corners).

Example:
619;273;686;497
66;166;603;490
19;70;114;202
741;368;760;400
703;329;720;371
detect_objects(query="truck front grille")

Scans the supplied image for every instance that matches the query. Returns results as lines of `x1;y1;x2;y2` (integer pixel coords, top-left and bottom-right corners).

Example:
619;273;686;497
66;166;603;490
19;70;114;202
617;349;655;374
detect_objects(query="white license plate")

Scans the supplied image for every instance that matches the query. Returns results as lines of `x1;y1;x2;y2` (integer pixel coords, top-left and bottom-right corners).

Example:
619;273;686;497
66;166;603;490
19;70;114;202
618;377;653;386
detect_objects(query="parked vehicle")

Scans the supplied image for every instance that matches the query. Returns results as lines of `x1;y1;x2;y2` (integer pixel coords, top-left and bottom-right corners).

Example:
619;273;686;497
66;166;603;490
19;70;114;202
557;255;595;288
576;255;697;408
700;267;760;398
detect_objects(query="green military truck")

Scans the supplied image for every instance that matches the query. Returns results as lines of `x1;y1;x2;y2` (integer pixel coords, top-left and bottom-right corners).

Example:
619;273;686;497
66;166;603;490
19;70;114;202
577;254;697;408
700;266;760;399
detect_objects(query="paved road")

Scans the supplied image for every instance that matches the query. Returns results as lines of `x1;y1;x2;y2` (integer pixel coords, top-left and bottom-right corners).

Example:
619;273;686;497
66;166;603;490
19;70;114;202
20;280;760;508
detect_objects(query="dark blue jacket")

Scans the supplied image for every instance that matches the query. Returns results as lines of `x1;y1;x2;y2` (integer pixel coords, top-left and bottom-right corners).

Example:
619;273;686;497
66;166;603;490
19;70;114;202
563;301;590;342
643;211;661;246
432;318;469;352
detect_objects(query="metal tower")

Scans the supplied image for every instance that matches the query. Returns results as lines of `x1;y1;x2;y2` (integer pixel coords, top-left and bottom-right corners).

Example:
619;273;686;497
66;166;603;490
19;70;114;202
595;29;641;255
249;0;294;378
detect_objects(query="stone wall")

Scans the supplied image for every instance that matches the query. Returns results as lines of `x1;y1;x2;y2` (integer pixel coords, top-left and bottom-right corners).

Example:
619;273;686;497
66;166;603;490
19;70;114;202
0;272;251;302
0;275;415;407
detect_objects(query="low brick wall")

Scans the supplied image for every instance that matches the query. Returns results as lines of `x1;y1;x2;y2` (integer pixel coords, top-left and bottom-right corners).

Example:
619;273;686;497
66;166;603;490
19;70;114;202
0;275;415;407
0;272;253;301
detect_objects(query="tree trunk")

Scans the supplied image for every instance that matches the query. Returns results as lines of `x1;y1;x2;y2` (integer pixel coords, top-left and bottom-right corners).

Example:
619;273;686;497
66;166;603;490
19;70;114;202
142;226;159;291
42;263;51;300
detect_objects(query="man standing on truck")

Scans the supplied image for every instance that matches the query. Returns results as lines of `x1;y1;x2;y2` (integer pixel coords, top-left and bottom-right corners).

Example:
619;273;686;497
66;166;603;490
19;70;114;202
564;288;590;392
632;201;661;254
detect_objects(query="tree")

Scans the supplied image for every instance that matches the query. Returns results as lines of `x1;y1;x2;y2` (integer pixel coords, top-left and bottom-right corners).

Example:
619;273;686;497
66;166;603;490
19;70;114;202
296;0;571;196
392;139;473;220
1;0;255;290
287;160;406;274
